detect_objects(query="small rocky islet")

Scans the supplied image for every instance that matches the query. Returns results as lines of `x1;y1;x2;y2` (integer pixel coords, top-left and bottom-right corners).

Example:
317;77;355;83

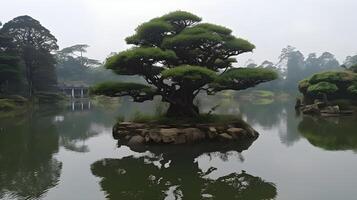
112;121;259;148
296;70;357;116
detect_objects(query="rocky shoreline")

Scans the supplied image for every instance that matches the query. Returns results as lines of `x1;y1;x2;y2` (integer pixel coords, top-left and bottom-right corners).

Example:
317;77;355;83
112;121;259;147
296;99;354;117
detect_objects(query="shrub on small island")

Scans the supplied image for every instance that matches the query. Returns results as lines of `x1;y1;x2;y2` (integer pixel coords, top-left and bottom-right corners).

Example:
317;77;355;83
297;69;357;114
298;70;357;102
307;82;338;97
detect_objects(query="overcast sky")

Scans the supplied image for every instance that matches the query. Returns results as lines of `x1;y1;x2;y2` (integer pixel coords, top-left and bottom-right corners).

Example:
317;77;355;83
1;0;356;64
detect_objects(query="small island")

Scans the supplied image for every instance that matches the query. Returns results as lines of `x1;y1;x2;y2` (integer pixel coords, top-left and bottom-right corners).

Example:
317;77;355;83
91;11;277;147
296;66;357;116
112;116;259;149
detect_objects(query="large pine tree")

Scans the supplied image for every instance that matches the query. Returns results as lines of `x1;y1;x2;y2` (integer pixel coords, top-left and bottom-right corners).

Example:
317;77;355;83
92;11;277;117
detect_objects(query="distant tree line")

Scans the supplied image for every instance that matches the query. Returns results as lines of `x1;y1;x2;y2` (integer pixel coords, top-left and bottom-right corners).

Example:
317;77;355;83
1;15;357;99
246;46;357;92
0;16;133;100
55;45;137;86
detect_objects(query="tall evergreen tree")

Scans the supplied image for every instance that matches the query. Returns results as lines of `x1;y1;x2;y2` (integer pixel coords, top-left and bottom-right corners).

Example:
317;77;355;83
92;11;277;117
0;22;22;94
1;16;58;96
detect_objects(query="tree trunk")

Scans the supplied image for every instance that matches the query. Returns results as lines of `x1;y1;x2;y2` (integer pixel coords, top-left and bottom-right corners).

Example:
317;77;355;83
24;48;35;97
165;90;199;118
166;102;199;118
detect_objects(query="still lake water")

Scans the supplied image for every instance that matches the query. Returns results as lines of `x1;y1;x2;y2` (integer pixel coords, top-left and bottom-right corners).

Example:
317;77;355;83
1;96;357;200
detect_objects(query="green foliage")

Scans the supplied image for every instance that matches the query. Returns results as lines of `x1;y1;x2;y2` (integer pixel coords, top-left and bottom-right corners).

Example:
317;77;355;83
161;65;217;81
90;81;155;97
1;15;58;51
1;15;59;96
126;21;173;46
307;82;338;95
0;34;22;94
211;68;278;92
160;10;202;23
309;71;357;85
32;50;58;92
347;83;357;96
299;69;357;102
224;38;256;52
162;28;221;48
220;68;278;81
160;10;202;32
298;79;310;93
194;23;232;35
105;47;177;75
95;11;276;117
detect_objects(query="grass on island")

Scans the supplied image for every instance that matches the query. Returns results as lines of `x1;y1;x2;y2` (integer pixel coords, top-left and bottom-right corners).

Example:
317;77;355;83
118;111;250;129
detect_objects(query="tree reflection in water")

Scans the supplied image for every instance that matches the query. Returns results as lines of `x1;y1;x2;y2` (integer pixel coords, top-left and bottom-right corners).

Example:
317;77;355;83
298;115;357;151
91;139;277;200
199;93;302;147
0;112;61;200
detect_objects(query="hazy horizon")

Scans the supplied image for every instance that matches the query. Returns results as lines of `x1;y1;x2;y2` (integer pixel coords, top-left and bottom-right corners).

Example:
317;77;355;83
1;0;356;64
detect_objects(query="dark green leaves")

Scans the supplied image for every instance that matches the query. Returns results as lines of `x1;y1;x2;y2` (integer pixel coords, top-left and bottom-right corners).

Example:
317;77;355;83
90;81;157;102
160;11;202;32
90;82;156;97
224;38;255;53
309;71;357;85
307;82;338;95
126;11;202;47
1;15;58;51
298;79;310;93
193;23;232;35
347;83;357;96
162;27;222;48
161;65;217;82
211;68;278;92
162;23;255;68
299;70;357;99
126;21;173;47
105;47;177;75
218;68;278;82
96;11;275;105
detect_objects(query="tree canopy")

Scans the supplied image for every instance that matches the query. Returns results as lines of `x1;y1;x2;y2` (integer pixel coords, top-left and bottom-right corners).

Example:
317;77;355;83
298;70;357;101
92;11;277;117
1;16;58;52
0;16;58;96
0;25;22;93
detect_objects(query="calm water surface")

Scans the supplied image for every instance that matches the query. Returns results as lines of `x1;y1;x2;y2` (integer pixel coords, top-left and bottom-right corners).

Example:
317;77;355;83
1;97;357;200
